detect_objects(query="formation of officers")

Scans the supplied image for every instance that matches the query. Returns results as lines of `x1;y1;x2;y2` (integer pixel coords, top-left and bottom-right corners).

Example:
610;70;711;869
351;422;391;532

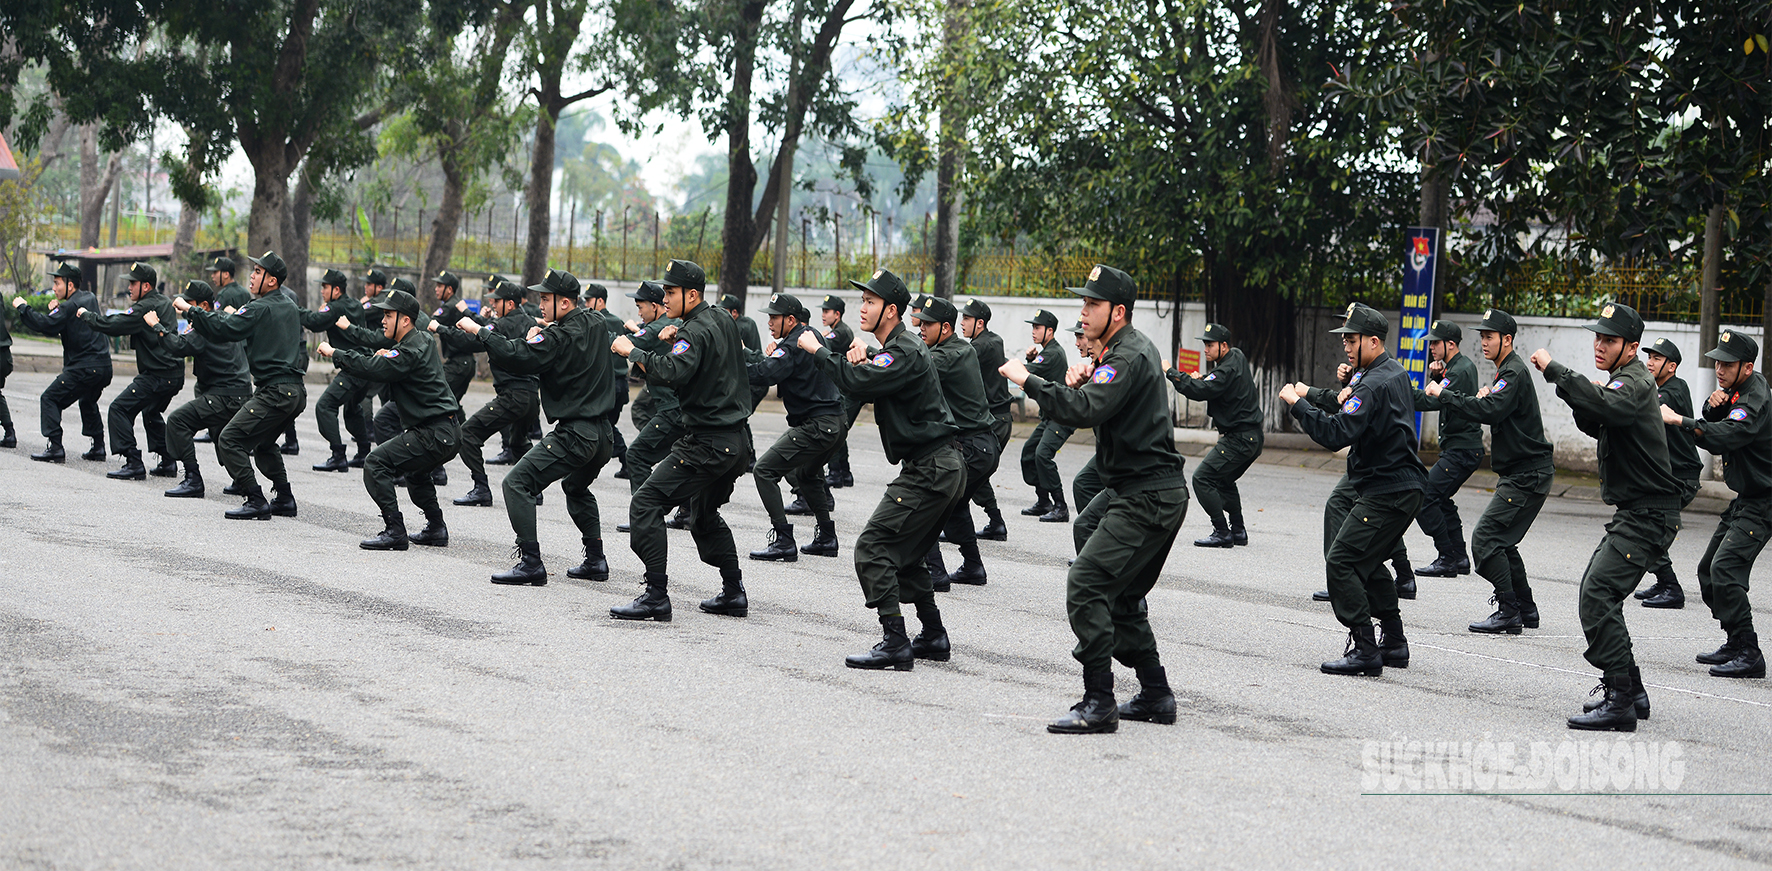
6;253;1766;735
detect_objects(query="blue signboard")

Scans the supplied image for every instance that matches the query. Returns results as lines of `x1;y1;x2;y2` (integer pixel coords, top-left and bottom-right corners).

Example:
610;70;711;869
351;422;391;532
1399;227;1439;437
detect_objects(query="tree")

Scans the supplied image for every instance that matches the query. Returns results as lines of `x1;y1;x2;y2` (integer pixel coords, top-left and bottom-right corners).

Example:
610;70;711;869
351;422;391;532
518;0;610;285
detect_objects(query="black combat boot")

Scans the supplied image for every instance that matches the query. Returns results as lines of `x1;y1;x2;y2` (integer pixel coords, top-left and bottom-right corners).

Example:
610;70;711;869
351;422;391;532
664;506;690;529
0;426;15;448
1697;638;1742;665
107;450;146;480
486;445;517;465
430;466;447;487
783;496;811;516
267;482;297;517
1642;578;1686;609
1394;559;1417;600
800;520;839;557
492;540;548;585
1378;616;1410;668
1039;493;1070;523
1021;489;1053;516
1416;553;1470;577
977;507;1008;541
280;434;299;455
225;486;273;521
1568;674;1638;732
409;509;448;547
910;599;950;661
749;524;799;561
700;570;748;617
30;441;65;463
1193;526;1235;548
927;547;950;593
566;538;608;580
1229;512;1249;546
81;439;106;461
612;463;630;479
825;462;853;488
348;441;371;468
1711;633;1766;679
945;542;988;586
1048;669;1119;734
846;614;913;670
1517;591;1541;629
1321;624;1384;676
1584;665;1650;720
610;574;672;620
1118;663;1176;724
149;454;178;478
454;474;494;506
194;430;213;443
1469;593;1524;635
1312;589;1331;602
164;465;204;498
360;512;410;550
312;445;349;472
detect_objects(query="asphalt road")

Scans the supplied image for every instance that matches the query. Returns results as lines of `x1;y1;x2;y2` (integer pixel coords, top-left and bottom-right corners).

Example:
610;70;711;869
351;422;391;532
1;367;1769;869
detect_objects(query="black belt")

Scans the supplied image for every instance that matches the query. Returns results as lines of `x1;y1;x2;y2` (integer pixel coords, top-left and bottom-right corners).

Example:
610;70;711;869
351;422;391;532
412;412;458;429
684;423;746;437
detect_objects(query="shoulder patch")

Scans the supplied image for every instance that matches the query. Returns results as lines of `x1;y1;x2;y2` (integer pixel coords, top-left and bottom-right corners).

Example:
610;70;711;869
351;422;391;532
671;339;691;355
1204;372;1217;381
770;347;786;358
1342;396;1363;414
1492;378;1508;392
1607;379;1624;390
379;349;400;359
126;307;136;314
824;330;836;339
1033;354;1045;364
1091;365;1117;384
871;351;895;367
1730;407;1749;421
1349;371;1363;384
527;333;545;344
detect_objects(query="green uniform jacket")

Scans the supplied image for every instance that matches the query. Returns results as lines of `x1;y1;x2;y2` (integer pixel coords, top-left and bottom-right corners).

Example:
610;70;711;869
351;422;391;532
299;297;369;350
737;314;762;353
627;316;682;416
824;319;856;356
216;282;251;312
431;302;481;362
17;290;112;369
1433;349;1553;475
438;310;540;393
84;291;183;378
1291;351;1428;496
591;308;630;408
814;322;957;463
628;300;749;430
143;320;252;397
1680;371;1772;498
748;322;840;425
1544;356;1680;506
331;330;460;423
1026;339;1068;419
1658;374;1704;482
930;334;995;435
341;310;433;352
1169;346;1262;434
1023;326;1184;495
185;291;305;388
970;328;1011;415
1411;351;1483;453
479;305;617;423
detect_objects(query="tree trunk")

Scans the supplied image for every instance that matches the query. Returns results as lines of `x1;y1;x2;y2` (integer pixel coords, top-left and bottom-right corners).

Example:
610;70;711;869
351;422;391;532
521;0;596;286
172;204;200;279
284;165;316;306
421;149;467;308
243;142;293;263
1698;204;1723;367
717;0;766;302
932;116;964;299
522;107;557;286
77;126;126;249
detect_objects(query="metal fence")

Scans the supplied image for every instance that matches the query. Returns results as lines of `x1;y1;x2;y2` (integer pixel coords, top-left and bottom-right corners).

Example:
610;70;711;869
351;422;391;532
1443;264;1757;324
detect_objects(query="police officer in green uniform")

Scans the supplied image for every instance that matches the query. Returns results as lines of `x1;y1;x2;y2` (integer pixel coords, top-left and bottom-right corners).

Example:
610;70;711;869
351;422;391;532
1409;320;1484;575
1425;309;1555;634
581;282;630;472
442;280;542;508
821;294;861;488
747;292;845;561
1533;302;1681;731
174;252;307;518
456;269;620;585
364;277;426;452
1066;321;1107;551
1662;329;1769;679
959;298;1011;539
318;289;460;550
1283;303;1427;678
801;269;962;669
16;263;112;462
139;281;252;498
78;262;183;480
1001;265;1187;733
615;282;685;509
342;268;390;466
1304;360;1416;604
429;271;480;402
1637;337;1701;608
915;296;1001;589
1020;308;1075;522
302;269;374;472
611;260;753;621
1168;323;1262;547
208;256;250;311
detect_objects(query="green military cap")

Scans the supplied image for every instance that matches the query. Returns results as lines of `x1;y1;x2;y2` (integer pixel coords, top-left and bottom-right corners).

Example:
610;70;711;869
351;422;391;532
911;296;958;325
491;280;527;302
628;280;665;304
719;293;743;312
849;269;911;314
1025;308;1059;328
912;293;933;311
961;297;991;320
179;279;216;304
1199;323;1232;343
1330;302;1389;339
320;268;348;288
582;282;609;300
1428;319;1462;342
1646;337;1682;364
762;292;809;319
1583;301;1643;343
365;268;389;286
125;261;157;285
206;255;236;274
1068;319;1086;335
1705;330;1758;364
662;259;706;293
1067;263;1137;309
821;294;845;313
49;262;81;281
1477;308;1517;335
434;270;460;290
248;250;288;282
372;289;422;319
529;268;581;300
390;277;417;294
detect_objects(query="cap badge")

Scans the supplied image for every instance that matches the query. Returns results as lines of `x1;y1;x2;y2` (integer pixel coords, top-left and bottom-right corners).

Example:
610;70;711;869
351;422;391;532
872;270;883;280
1723;331;1733;343
1088;265;1101;281
1345;303;1357;317
1602;304;1615;318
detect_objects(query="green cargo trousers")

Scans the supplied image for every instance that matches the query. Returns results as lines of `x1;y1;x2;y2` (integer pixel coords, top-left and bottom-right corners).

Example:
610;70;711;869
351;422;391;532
364;416;460;518
1020;417;1076;494
314;371;374;450
1067;485;1188;671
1696;496;1768;642
755;414;844;528
1325;474;1408;570
855;442;964;616
1325;488;1424;628
1192;428;1262;530
1580;506;1680;679
217;381;307;489
628;428;749;579
500;417;613;543
1471;468;1553;602
459;387;540;485
972;412;1014;512
166;394;248;470
625;410;685;494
